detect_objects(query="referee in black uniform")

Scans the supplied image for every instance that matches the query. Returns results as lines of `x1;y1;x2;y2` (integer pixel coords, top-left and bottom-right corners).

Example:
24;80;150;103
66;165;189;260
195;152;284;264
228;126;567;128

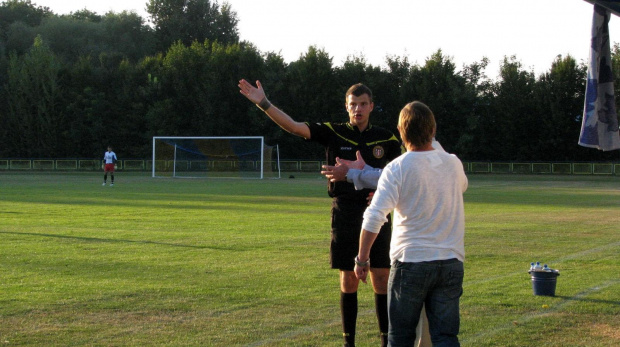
239;80;401;347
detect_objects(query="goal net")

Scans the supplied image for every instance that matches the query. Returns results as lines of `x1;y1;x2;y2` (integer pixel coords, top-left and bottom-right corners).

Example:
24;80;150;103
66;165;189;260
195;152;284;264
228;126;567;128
152;136;280;179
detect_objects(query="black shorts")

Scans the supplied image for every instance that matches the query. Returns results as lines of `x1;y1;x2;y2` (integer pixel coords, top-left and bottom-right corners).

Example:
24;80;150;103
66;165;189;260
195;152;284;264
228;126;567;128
330;198;392;271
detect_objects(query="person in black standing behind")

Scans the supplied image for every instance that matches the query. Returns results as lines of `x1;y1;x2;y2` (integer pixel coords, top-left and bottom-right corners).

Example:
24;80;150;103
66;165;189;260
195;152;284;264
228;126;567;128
239;80;401;347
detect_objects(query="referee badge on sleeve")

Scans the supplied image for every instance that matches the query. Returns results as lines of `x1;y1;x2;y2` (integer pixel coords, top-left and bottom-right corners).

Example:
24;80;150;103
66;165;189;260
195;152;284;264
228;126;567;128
373;145;385;159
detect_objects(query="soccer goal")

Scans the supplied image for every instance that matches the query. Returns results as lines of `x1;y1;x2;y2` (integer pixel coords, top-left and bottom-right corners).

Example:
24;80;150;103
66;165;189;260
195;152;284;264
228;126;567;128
152;136;280;179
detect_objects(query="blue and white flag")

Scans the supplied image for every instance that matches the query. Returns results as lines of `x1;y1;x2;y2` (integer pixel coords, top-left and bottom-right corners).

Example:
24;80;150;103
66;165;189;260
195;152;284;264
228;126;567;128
579;4;620;151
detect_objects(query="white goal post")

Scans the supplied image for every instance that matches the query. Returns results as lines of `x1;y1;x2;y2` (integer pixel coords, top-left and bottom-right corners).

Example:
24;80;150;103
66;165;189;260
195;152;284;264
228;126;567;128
152;136;280;179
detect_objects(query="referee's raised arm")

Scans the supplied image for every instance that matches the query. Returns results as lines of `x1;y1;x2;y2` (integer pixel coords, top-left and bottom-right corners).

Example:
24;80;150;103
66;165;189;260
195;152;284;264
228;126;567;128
238;79;310;139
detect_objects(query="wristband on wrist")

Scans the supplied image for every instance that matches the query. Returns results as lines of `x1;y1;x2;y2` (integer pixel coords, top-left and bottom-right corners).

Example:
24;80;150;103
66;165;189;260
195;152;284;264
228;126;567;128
257;97;272;112
354;256;369;267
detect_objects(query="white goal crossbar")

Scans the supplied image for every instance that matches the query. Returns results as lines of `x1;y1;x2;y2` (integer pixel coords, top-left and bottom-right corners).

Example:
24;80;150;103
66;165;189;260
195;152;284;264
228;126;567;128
152;136;280;179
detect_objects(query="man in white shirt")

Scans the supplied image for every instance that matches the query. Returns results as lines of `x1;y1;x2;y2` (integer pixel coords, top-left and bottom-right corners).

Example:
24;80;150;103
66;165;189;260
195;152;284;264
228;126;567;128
321;139;445;190
354;101;468;346
321;139;445;347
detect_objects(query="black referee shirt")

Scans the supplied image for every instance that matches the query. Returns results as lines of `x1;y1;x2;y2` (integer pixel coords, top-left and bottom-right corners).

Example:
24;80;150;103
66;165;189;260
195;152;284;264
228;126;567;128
307;121;402;200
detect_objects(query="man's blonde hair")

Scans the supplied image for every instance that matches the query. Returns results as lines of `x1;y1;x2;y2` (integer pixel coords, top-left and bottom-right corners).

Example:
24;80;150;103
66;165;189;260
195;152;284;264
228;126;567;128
398;101;436;148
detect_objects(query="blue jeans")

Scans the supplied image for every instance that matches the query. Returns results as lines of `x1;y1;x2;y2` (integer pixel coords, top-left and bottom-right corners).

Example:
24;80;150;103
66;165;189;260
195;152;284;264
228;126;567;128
388;259;464;347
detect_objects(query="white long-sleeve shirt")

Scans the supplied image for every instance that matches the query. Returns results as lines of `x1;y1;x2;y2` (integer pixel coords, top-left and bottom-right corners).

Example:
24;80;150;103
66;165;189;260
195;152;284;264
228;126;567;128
347;139;445;190
362;149;468;263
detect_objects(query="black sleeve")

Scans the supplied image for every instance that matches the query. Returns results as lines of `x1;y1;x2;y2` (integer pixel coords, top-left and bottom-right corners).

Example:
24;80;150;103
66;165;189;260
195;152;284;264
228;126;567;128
306;122;330;146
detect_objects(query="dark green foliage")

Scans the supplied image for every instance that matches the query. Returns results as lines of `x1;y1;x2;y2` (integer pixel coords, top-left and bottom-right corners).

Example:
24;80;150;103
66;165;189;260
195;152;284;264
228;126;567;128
146;0;239;51
4;35;63;157
0;0;619;161
0;0;52;36
535;55;587;161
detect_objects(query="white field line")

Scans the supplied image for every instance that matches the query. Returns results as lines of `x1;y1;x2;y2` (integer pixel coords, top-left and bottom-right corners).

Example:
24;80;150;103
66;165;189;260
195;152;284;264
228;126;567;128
243;308;381;347
461;279;619;344
245;242;619;346
242;317;340;347
464;241;620;288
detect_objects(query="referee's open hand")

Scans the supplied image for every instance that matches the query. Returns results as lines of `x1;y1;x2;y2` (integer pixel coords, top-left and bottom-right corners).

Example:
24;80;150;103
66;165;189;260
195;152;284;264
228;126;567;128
238;79;266;104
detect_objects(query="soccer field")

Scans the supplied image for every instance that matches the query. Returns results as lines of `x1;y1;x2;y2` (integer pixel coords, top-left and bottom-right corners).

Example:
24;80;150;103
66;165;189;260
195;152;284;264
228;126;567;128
0;172;618;346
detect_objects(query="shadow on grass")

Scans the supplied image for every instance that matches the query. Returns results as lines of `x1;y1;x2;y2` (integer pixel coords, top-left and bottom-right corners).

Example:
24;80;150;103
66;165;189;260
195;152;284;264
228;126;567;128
0;231;242;251
553;295;620;306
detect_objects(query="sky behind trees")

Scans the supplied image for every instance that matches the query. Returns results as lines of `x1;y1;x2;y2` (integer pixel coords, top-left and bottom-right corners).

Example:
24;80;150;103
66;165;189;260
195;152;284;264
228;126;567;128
33;0;620;77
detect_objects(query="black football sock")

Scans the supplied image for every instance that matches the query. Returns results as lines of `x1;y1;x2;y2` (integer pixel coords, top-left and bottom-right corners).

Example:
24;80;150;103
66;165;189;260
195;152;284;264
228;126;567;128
341;292;357;346
375;293;389;347
111;174;114;184
103;173;107;183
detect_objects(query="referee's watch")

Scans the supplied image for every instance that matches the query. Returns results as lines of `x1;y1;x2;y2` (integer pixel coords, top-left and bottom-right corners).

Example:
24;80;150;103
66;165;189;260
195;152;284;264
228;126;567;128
354;256;369;267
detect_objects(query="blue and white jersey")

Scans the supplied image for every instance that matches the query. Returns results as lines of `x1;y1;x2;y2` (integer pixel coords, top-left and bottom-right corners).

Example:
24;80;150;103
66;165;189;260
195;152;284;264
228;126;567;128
103;151;117;164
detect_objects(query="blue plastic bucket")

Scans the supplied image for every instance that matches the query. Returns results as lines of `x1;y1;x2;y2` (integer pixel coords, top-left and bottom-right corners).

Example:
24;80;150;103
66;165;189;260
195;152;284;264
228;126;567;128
529;271;559;296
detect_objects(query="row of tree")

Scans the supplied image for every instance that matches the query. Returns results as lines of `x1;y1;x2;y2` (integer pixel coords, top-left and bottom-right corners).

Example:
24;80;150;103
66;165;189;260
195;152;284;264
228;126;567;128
1;0;619;162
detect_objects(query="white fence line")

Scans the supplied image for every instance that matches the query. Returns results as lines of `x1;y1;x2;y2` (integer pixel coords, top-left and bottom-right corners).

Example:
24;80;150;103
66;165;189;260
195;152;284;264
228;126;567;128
1;159;619;175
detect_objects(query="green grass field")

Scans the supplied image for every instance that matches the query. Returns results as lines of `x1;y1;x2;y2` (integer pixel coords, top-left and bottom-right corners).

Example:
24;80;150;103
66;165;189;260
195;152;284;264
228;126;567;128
1;172;618;346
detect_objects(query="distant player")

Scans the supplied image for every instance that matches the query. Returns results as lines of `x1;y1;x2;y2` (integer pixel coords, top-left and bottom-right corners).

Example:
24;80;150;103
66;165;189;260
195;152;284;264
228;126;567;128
102;146;117;186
